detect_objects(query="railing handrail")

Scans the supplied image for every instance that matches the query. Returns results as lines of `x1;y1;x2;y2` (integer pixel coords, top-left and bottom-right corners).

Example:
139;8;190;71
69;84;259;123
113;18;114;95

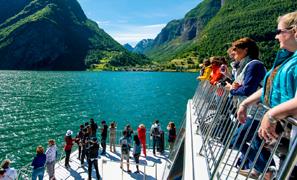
192;81;297;180
102;159;157;168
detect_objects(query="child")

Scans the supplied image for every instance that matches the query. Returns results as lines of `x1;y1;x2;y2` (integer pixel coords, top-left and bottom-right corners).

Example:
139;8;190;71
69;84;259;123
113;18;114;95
133;135;141;173
120;130;131;173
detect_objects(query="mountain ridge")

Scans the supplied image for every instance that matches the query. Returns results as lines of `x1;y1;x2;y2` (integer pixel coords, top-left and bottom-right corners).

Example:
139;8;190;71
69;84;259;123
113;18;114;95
0;0;149;70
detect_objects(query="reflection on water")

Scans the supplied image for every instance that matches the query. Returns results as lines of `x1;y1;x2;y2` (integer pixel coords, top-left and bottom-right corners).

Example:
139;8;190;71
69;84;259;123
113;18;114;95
0;71;197;168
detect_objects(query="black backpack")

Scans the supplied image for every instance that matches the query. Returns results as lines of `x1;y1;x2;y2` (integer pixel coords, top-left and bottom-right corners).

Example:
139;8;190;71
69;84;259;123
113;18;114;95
152;126;160;136
121;138;129;154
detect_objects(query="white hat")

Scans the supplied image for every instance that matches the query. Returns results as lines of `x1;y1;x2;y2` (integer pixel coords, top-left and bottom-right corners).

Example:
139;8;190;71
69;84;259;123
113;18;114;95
66;130;73;136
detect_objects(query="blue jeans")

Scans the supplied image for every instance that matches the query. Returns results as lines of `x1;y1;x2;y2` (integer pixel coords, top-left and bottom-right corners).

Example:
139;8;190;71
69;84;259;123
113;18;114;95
230;118;275;173
32;167;45;180
152;137;160;154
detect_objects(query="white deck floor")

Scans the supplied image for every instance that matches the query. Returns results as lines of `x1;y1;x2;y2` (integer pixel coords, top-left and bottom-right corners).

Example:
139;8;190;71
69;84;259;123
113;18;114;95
45;147;170;180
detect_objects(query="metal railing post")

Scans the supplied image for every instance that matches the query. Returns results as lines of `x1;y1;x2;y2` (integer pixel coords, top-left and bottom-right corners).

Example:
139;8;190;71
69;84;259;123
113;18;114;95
155;163;157;179
277;118;297;180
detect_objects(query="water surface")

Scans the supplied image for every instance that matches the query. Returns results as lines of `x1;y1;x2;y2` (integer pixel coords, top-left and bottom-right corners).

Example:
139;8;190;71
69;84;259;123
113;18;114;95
0;71;197;168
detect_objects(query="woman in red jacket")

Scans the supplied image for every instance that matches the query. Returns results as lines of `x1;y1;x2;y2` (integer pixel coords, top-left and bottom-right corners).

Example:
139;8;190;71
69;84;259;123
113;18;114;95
64;130;76;168
137;124;147;157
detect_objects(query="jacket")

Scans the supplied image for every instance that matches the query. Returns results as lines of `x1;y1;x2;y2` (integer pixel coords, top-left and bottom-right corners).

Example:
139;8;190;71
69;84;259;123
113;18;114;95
210;64;224;85
31;153;46;169
64;136;74;151
261;49;297;107
46;145;57;163
198;65;212;80
137;127;146;141
230;60;266;97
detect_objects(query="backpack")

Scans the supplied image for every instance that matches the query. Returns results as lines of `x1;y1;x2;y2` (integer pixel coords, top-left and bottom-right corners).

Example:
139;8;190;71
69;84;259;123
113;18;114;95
121;138;129;154
152;126;160;137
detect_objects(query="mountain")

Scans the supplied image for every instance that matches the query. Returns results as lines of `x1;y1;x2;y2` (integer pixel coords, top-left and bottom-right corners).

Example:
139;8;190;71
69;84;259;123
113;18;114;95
133;39;154;54
139;0;222;62
0;0;148;70
123;43;134;52
141;0;297;69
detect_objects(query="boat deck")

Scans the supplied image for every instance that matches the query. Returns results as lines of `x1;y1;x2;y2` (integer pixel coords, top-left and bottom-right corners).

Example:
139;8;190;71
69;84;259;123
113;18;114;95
44;147;170;180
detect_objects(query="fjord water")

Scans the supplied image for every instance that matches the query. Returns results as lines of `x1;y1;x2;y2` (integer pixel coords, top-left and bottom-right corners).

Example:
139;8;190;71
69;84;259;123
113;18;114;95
0;71;197;168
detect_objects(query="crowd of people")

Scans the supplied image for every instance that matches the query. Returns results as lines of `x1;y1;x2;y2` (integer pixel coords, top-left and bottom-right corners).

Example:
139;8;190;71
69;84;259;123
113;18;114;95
0;119;176;180
197;11;297;179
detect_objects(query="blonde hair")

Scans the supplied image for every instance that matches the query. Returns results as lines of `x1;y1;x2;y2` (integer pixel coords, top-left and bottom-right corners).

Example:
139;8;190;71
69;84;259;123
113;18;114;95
139;124;145;128
1;159;11;169
36;145;44;154
278;11;297;28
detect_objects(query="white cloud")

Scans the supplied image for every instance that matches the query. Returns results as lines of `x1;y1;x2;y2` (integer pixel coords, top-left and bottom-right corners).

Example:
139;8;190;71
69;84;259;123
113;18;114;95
96;22;166;47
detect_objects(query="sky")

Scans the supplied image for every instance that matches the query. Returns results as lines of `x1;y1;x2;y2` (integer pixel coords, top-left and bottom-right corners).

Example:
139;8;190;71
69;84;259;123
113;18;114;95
77;0;201;47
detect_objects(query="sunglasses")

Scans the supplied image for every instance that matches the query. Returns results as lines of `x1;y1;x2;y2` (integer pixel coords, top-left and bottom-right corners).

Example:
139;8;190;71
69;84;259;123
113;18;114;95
275;27;294;35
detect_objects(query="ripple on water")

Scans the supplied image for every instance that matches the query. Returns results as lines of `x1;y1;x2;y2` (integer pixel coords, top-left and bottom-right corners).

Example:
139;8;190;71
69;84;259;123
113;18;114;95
0;71;197;168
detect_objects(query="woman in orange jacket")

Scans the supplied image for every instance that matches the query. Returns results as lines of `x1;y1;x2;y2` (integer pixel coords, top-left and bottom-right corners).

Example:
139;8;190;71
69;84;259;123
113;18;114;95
209;56;226;85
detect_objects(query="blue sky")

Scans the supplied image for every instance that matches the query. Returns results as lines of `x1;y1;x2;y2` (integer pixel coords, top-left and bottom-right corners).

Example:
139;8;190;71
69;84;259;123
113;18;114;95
77;0;201;46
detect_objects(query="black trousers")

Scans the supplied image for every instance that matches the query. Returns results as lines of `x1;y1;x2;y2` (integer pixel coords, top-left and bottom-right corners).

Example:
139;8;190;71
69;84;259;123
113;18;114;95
88;159;101;180
65;150;71;166
78;145;82;159
101;137;106;152
81;148;86;165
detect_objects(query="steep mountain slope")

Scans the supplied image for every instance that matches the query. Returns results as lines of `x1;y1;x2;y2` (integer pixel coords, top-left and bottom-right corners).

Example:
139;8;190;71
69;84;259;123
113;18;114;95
123;43;134;52
0;0;148;70
143;0;222;62
192;0;297;67
0;0;32;24
143;0;297;69
133;39;154;54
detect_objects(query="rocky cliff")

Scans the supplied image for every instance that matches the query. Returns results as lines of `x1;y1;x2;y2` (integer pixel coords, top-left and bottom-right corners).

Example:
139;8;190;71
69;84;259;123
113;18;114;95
140;0;222;61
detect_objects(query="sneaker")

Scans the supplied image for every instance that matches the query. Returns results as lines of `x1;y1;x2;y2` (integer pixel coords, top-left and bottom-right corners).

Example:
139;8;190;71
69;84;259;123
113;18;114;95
127;170;132;173
134;171;140;174
239;169;259;179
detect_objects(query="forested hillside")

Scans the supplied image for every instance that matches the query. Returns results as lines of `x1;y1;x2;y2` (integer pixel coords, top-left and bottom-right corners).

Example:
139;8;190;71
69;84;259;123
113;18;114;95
0;0;149;70
142;0;297;69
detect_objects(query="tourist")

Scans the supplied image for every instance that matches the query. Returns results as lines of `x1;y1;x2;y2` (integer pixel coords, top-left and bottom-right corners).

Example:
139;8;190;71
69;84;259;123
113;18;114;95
1;159;17;180
45;139;57;180
167;122;176;152
137;124;147;157
64;130;75;168
120;130;131;173
80;128;90;166
225;37;266;97
31;146;46;180
150;120;161;155
124;124;134;144
197;58;212;81
100;120;108;155
109;121;117;152
236;11;297;179
226;37;266;168
86;137;101;180
75;124;84;160
133;135;141;174
209;56;226;85
90;118;98;137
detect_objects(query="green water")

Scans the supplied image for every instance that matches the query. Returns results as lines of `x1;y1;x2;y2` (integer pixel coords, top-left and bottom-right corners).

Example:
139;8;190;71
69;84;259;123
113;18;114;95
0;71;197;168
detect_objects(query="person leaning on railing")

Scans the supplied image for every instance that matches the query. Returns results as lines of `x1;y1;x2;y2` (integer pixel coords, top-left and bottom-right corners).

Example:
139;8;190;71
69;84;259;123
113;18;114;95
224;37;266;169
197;58;212;81
209;56;227;85
236;11;297;179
